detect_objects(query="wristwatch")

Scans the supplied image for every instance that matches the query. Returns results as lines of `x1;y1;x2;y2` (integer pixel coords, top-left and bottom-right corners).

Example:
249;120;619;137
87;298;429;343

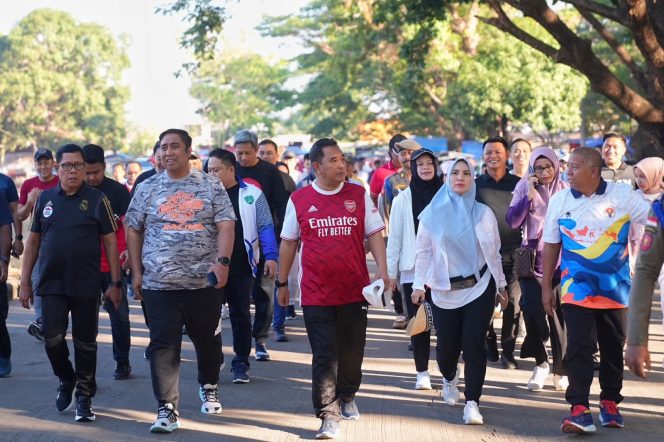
111;281;122;288
275;280;288;288
16;234;23;241
217;256;231;266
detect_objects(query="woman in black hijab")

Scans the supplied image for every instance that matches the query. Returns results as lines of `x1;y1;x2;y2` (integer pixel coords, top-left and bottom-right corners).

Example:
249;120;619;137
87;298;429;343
387;149;442;390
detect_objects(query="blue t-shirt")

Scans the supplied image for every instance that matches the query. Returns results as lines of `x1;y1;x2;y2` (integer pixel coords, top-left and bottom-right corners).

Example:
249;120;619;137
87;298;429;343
0;190;14;226
0;173;19;205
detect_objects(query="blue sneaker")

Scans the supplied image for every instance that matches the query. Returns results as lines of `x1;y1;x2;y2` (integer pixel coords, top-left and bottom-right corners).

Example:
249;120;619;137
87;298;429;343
561;405;596;433
255;343;270;361
599;400;624;428
0;356;10;377
232;365;250;384
341;400;360;420
273;326;289;342
315;418;339;439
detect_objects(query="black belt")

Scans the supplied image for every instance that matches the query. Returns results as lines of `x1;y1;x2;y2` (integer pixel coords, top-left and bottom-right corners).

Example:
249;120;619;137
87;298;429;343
449;264;488;290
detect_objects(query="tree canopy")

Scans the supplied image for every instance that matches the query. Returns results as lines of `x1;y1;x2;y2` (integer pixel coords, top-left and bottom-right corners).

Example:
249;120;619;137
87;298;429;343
0;9;130;151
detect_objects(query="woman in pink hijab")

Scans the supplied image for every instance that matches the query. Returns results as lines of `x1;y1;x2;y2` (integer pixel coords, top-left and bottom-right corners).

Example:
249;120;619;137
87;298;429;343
506;147;568;392
629;157;664;332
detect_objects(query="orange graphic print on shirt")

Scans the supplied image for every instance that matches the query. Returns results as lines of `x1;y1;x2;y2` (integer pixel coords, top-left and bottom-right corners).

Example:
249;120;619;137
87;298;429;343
158;191;205;231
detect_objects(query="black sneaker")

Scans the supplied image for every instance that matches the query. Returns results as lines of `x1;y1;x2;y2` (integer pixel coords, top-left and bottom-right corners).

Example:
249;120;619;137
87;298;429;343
75;396;96;422
501;353;518;370
255;343;270;361
113;362;132;380
56;381;76;412
232;365;250;384
273;327;289;343
28;321;44;341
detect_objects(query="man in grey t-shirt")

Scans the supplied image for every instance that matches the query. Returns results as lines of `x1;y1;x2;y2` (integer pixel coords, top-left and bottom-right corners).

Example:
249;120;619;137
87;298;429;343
126;128;235;434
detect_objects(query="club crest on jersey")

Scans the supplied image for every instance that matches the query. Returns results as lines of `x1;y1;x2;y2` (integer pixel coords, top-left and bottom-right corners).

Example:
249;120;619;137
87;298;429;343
244;195;254;205
605;207;616;218
43;201;54;218
79;199;89;212
344;200;356;213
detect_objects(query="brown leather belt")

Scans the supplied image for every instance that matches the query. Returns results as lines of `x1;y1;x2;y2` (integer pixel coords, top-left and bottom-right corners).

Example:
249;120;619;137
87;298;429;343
449;264;488;290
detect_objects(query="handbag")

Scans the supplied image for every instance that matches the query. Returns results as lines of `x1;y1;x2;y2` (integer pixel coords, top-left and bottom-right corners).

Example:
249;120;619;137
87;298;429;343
514;247;536;278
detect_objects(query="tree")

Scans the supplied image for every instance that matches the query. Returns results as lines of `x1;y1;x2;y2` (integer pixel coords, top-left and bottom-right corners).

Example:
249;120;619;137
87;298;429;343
0;9;130;151
190;51;293;139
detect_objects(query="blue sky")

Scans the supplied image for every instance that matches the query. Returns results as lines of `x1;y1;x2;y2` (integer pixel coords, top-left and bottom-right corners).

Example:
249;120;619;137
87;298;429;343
0;0;308;129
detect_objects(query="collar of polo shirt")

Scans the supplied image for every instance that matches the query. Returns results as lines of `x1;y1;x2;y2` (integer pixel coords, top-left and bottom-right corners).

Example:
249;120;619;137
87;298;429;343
570;178;608;199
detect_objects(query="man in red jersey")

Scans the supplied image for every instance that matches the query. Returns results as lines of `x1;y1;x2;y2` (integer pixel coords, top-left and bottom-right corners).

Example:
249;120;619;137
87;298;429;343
368;133;406;206
18;148;59;341
277;138;387;440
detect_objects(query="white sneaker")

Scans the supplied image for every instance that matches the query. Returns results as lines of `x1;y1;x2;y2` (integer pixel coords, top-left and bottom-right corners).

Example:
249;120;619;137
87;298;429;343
527;362;550;391
441;364;460;405
221;305;229;320
463;400;483;425
415;371;432;390
199;384;222;414
553;374;569;391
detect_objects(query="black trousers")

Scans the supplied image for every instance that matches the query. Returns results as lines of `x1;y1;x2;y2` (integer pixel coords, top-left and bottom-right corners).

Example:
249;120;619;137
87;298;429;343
562;304;626;408
0;283;9;358
519;277;566;375
403;283;432;372
224;274;254;368
142;287;223;409
303;301;368;421
41;294;100;398
433;279;496;404
252;260;274;345
487;252;521;357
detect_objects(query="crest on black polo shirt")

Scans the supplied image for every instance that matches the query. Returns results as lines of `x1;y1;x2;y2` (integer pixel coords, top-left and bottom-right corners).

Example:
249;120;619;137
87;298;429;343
79;199;89;212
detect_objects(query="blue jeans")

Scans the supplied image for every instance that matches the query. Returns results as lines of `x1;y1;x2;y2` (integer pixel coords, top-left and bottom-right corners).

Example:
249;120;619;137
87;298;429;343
225;274;254;368
272;287;286;330
101;272;130;364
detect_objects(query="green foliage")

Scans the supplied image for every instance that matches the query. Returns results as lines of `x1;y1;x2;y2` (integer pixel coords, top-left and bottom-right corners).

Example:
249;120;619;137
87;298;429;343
190;51;293;138
0;9;130;151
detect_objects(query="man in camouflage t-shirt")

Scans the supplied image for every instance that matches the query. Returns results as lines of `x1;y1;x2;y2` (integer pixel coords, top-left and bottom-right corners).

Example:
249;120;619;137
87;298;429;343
125;129;235;433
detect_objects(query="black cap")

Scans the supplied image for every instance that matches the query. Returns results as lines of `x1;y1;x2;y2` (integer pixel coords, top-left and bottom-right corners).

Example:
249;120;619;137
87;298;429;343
83;144;105;164
34;148;53;161
410;148;435;162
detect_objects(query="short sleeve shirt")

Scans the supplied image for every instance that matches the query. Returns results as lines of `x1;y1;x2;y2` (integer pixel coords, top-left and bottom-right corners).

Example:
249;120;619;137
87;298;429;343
124;169;236;290
31;183;117;297
0;191;13;226
281;181;385;306
0;173;18;205
543;181;650;309
18;176;59;206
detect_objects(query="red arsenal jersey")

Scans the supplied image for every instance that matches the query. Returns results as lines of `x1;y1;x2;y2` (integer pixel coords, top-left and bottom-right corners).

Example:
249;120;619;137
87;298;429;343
281;181;384;306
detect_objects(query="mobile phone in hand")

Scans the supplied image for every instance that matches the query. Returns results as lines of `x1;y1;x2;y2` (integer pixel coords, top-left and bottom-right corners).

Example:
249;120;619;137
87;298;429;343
207;272;218;287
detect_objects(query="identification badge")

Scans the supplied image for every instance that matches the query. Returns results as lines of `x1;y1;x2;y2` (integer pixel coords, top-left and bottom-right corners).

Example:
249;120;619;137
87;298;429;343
43;205;53;218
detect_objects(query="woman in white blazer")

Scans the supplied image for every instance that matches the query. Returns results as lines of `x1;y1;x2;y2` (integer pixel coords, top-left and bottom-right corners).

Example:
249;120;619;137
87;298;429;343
387;149;442;390
413;158;507;425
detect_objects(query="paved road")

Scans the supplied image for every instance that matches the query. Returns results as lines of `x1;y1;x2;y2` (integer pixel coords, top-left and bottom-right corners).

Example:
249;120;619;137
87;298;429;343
2;289;664;441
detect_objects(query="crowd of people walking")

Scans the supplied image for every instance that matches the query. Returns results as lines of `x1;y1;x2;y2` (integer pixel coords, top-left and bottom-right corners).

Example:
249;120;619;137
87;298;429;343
0;128;663;439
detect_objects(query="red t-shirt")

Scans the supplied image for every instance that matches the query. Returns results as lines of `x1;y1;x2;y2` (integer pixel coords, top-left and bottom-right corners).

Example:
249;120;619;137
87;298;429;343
369;161;398;196
19;176;59;206
281;182;384;306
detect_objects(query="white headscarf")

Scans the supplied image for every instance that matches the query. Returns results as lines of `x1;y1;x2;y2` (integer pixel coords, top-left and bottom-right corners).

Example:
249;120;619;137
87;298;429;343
419;158;484;280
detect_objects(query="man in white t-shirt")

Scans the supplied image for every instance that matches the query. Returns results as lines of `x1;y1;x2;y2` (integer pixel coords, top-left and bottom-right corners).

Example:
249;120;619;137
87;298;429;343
541;147;649;434
276;138;387;440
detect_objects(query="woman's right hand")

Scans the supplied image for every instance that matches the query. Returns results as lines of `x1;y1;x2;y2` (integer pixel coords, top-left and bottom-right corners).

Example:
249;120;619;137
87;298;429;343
527;175;539;201
411;289;425;305
388;278;398;292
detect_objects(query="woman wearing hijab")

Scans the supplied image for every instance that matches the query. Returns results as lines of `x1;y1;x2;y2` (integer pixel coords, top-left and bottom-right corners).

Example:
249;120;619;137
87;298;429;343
413;158;507;425
629;157;664;330
506;147;569;392
387;149;442;390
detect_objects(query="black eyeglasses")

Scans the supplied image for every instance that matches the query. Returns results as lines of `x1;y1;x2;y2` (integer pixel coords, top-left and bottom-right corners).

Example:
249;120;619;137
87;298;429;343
534;165;554;175
59;162;85;171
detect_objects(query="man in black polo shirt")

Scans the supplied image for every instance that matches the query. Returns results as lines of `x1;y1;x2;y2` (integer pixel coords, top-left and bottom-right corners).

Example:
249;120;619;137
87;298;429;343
83;144;133;380
475;136;522;369
233;129;288;362
19;144;122;423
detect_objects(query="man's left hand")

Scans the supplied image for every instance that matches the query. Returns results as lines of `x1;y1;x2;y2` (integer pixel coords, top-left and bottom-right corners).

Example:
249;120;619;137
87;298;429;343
12;239;23;257
264;260;277;279
0;262;8;283
104;286;122;310
209;263;229;289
